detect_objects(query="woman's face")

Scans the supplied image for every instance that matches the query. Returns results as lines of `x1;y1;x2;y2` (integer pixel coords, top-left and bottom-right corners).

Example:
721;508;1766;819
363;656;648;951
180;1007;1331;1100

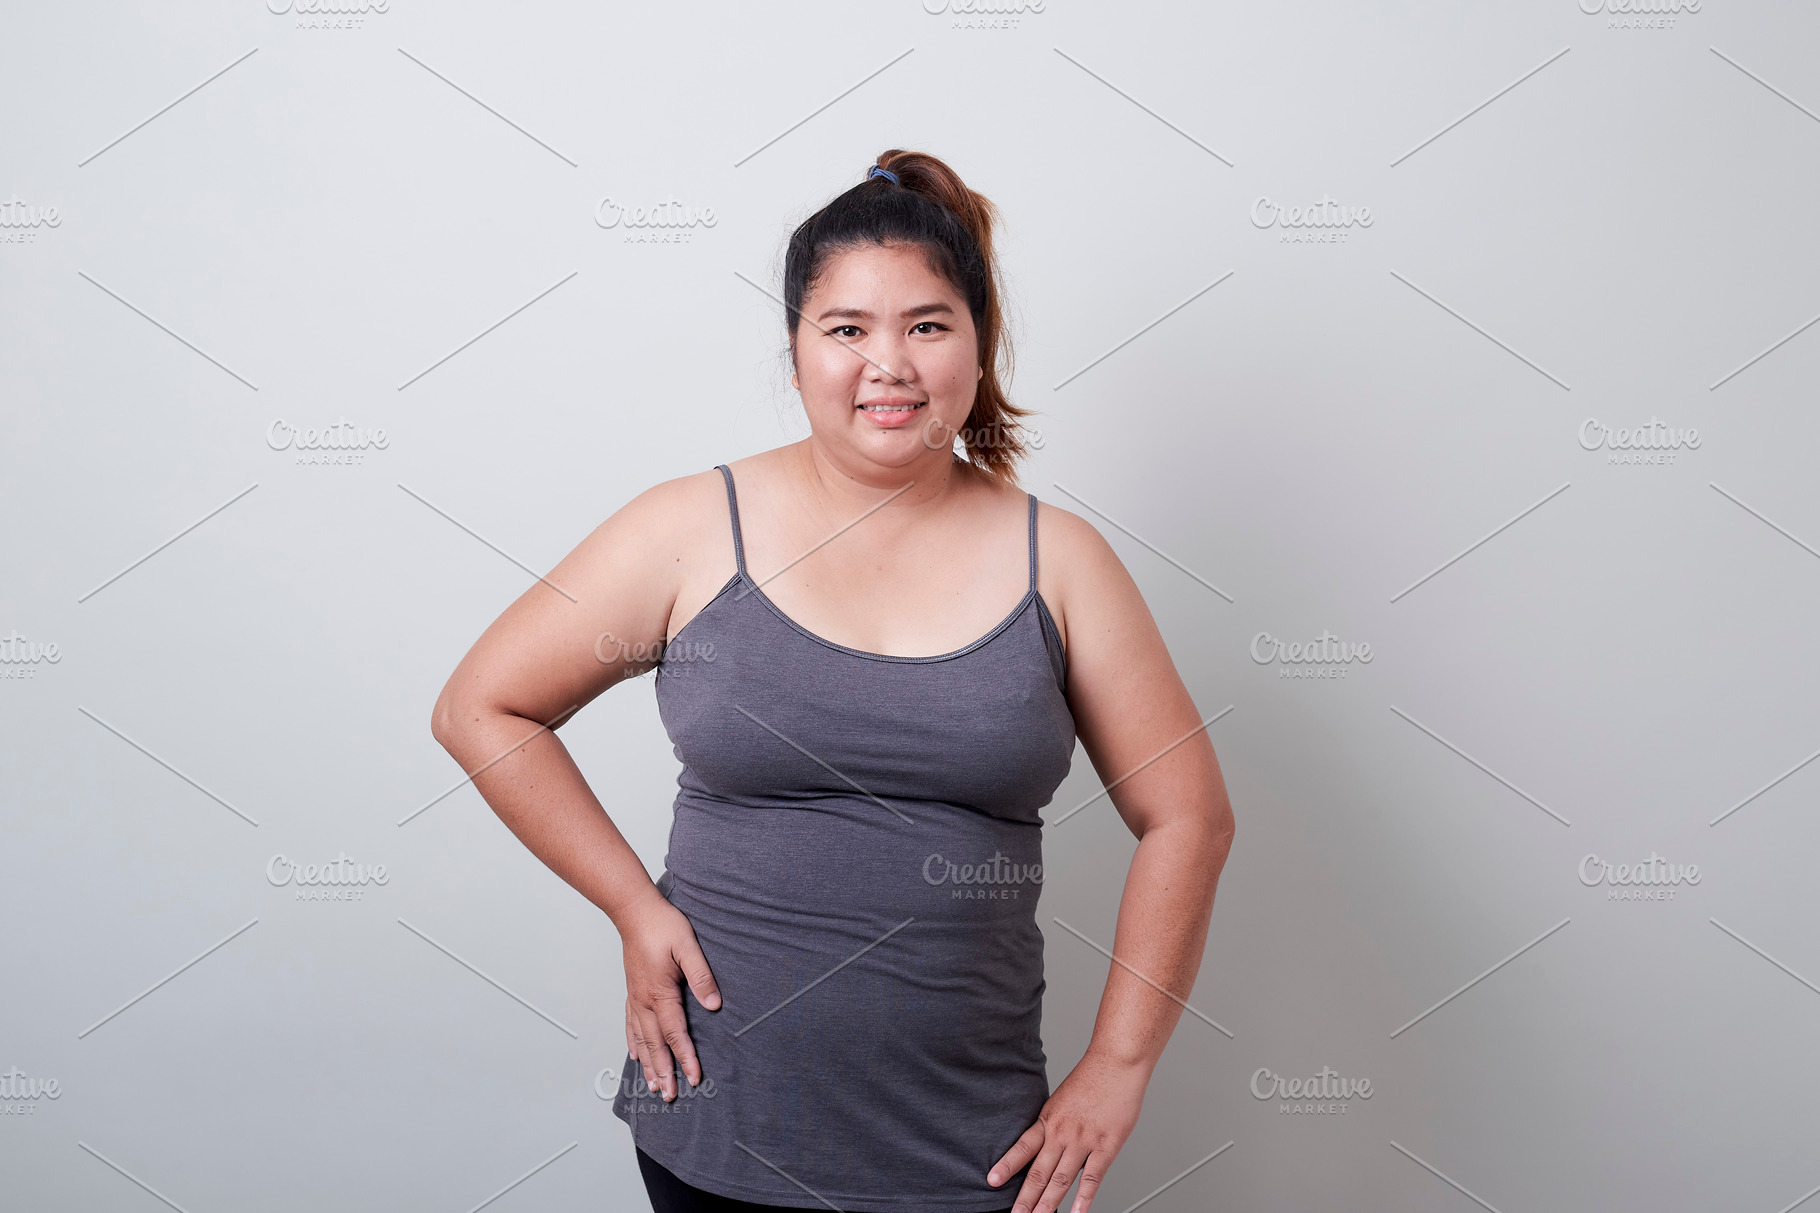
791;241;982;473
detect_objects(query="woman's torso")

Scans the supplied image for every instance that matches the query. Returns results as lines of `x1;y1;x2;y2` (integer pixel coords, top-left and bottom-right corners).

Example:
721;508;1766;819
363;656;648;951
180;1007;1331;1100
612;460;1077;1212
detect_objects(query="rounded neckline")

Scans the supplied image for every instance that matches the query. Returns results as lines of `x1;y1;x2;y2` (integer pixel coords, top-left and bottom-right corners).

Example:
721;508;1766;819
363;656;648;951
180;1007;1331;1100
672;570;1044;665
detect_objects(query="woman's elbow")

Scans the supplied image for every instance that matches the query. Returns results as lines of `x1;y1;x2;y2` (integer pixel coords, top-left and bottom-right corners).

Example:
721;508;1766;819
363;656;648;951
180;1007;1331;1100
429;682;475;752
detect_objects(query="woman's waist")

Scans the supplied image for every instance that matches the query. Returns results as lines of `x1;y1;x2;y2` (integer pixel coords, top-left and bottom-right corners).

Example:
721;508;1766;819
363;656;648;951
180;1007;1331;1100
666;791;1045;901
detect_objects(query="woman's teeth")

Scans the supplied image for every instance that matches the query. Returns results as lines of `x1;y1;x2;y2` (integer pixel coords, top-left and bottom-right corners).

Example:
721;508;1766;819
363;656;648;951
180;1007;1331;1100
859;403;922;411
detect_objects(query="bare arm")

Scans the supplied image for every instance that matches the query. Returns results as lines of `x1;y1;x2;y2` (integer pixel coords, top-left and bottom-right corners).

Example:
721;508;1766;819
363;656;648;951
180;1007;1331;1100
992;506;1236;1213
428;471;729;1099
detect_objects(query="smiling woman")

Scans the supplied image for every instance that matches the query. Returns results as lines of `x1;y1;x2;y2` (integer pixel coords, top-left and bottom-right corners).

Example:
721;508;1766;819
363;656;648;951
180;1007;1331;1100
429;149;1235;1213
778;150;1030;482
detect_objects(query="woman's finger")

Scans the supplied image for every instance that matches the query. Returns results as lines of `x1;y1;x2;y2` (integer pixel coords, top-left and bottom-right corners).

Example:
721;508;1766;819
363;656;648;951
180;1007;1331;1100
675;936;722;1012
627;1008;658;1096
1069;1149;1110;1213
989;1119;1045;1188
1012;1134;1067;1213
653;990;703;1087
635;1003;678;1100
1031;1142;1089;1213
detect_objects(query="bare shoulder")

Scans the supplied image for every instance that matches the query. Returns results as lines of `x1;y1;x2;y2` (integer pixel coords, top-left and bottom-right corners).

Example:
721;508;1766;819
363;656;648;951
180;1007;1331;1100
558;467;723;578
1032;496;1142;658
561;465;738;632
430;465;735;729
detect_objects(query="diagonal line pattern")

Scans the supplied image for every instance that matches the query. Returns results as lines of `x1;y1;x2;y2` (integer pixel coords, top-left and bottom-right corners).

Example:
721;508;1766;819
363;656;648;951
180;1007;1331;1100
1390;46;1571;166
734;1141;846;1212
78;483;260;602
1708;309;1820;390
1710;482;1820;562
397;48;577;166
79;919;260;1038
464;1142;579;1213
733;917;916;1038
733;706;913;824
1709;47;1820;125
1389;271;1569;388
1052;918;1232;1037
732;480;918;600
402;703;583;826
1052;706;1234;827
398;270;578;389
1776;1180;1820;1213
1710;744;1820;827
397;483;579;602
76;706;259;826
1710;918;1820;998
79;47;260;167
1390;482;1571;602
1390;917;1571;1037
1116;1141;1235;1213
1050;483;1233;601
1052;48;1232;165
1053;272;1234;390
397;918;578;1037
1389;705;1569;826
734;49;915;167
77;1142;193;1213
1390;1141;1503;1213
77;272;258;389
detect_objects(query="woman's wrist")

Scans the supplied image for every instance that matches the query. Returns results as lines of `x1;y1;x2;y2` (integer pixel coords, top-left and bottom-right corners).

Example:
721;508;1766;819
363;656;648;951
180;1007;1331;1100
602;875;668;931
1075;1040;1160;1085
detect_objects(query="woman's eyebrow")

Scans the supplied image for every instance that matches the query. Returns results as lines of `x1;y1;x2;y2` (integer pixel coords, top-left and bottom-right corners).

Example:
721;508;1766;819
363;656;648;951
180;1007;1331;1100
814;302;958;323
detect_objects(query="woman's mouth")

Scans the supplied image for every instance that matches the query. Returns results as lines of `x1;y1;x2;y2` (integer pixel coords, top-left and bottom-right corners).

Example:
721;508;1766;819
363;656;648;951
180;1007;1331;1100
856;400;925;428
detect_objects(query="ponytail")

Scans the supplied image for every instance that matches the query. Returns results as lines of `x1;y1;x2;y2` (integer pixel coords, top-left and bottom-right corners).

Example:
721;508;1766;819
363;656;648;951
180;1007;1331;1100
782;149;1032;483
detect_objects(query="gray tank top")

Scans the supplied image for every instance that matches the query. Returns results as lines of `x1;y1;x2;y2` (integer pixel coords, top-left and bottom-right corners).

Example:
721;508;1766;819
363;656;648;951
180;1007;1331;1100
612;463;1077;1211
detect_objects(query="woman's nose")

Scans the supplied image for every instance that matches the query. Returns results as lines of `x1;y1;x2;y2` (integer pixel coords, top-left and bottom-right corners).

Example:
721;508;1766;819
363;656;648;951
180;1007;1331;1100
865;338;911;384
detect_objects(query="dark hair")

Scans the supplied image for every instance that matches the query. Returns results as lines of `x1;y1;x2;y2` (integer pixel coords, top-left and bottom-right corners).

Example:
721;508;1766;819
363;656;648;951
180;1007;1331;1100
782;149;1031;483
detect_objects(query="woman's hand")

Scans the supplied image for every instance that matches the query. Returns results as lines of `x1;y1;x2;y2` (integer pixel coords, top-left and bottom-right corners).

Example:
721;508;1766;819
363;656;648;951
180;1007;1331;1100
989;1051;1149;1213
620;888;722;1101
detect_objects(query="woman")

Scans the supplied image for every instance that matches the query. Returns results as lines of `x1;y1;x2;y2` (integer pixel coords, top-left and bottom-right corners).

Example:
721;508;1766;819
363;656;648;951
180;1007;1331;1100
431;149;1235;1213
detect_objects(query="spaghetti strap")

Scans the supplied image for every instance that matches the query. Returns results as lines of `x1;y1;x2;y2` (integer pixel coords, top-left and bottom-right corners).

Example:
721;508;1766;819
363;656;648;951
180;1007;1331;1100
1026;492;1039;594
715;464;748;577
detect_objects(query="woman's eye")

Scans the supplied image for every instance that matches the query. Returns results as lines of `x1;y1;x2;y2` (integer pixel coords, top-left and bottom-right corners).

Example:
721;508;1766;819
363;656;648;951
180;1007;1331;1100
830;325;861;339
911;322;945;335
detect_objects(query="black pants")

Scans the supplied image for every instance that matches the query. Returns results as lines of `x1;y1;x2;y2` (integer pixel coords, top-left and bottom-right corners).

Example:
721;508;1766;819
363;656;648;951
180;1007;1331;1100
636;1148;1014;1213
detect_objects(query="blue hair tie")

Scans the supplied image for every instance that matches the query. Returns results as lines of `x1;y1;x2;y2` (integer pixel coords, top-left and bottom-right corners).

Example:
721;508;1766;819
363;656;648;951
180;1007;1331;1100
867;164;900;185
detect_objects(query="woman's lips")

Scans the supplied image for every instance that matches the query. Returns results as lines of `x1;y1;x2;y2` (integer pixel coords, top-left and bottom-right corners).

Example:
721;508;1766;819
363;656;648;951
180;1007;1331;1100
856;400;925;428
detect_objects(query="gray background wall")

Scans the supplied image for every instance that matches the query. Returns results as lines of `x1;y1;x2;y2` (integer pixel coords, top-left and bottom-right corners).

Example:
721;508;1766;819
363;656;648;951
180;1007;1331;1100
4;2;1818;1210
